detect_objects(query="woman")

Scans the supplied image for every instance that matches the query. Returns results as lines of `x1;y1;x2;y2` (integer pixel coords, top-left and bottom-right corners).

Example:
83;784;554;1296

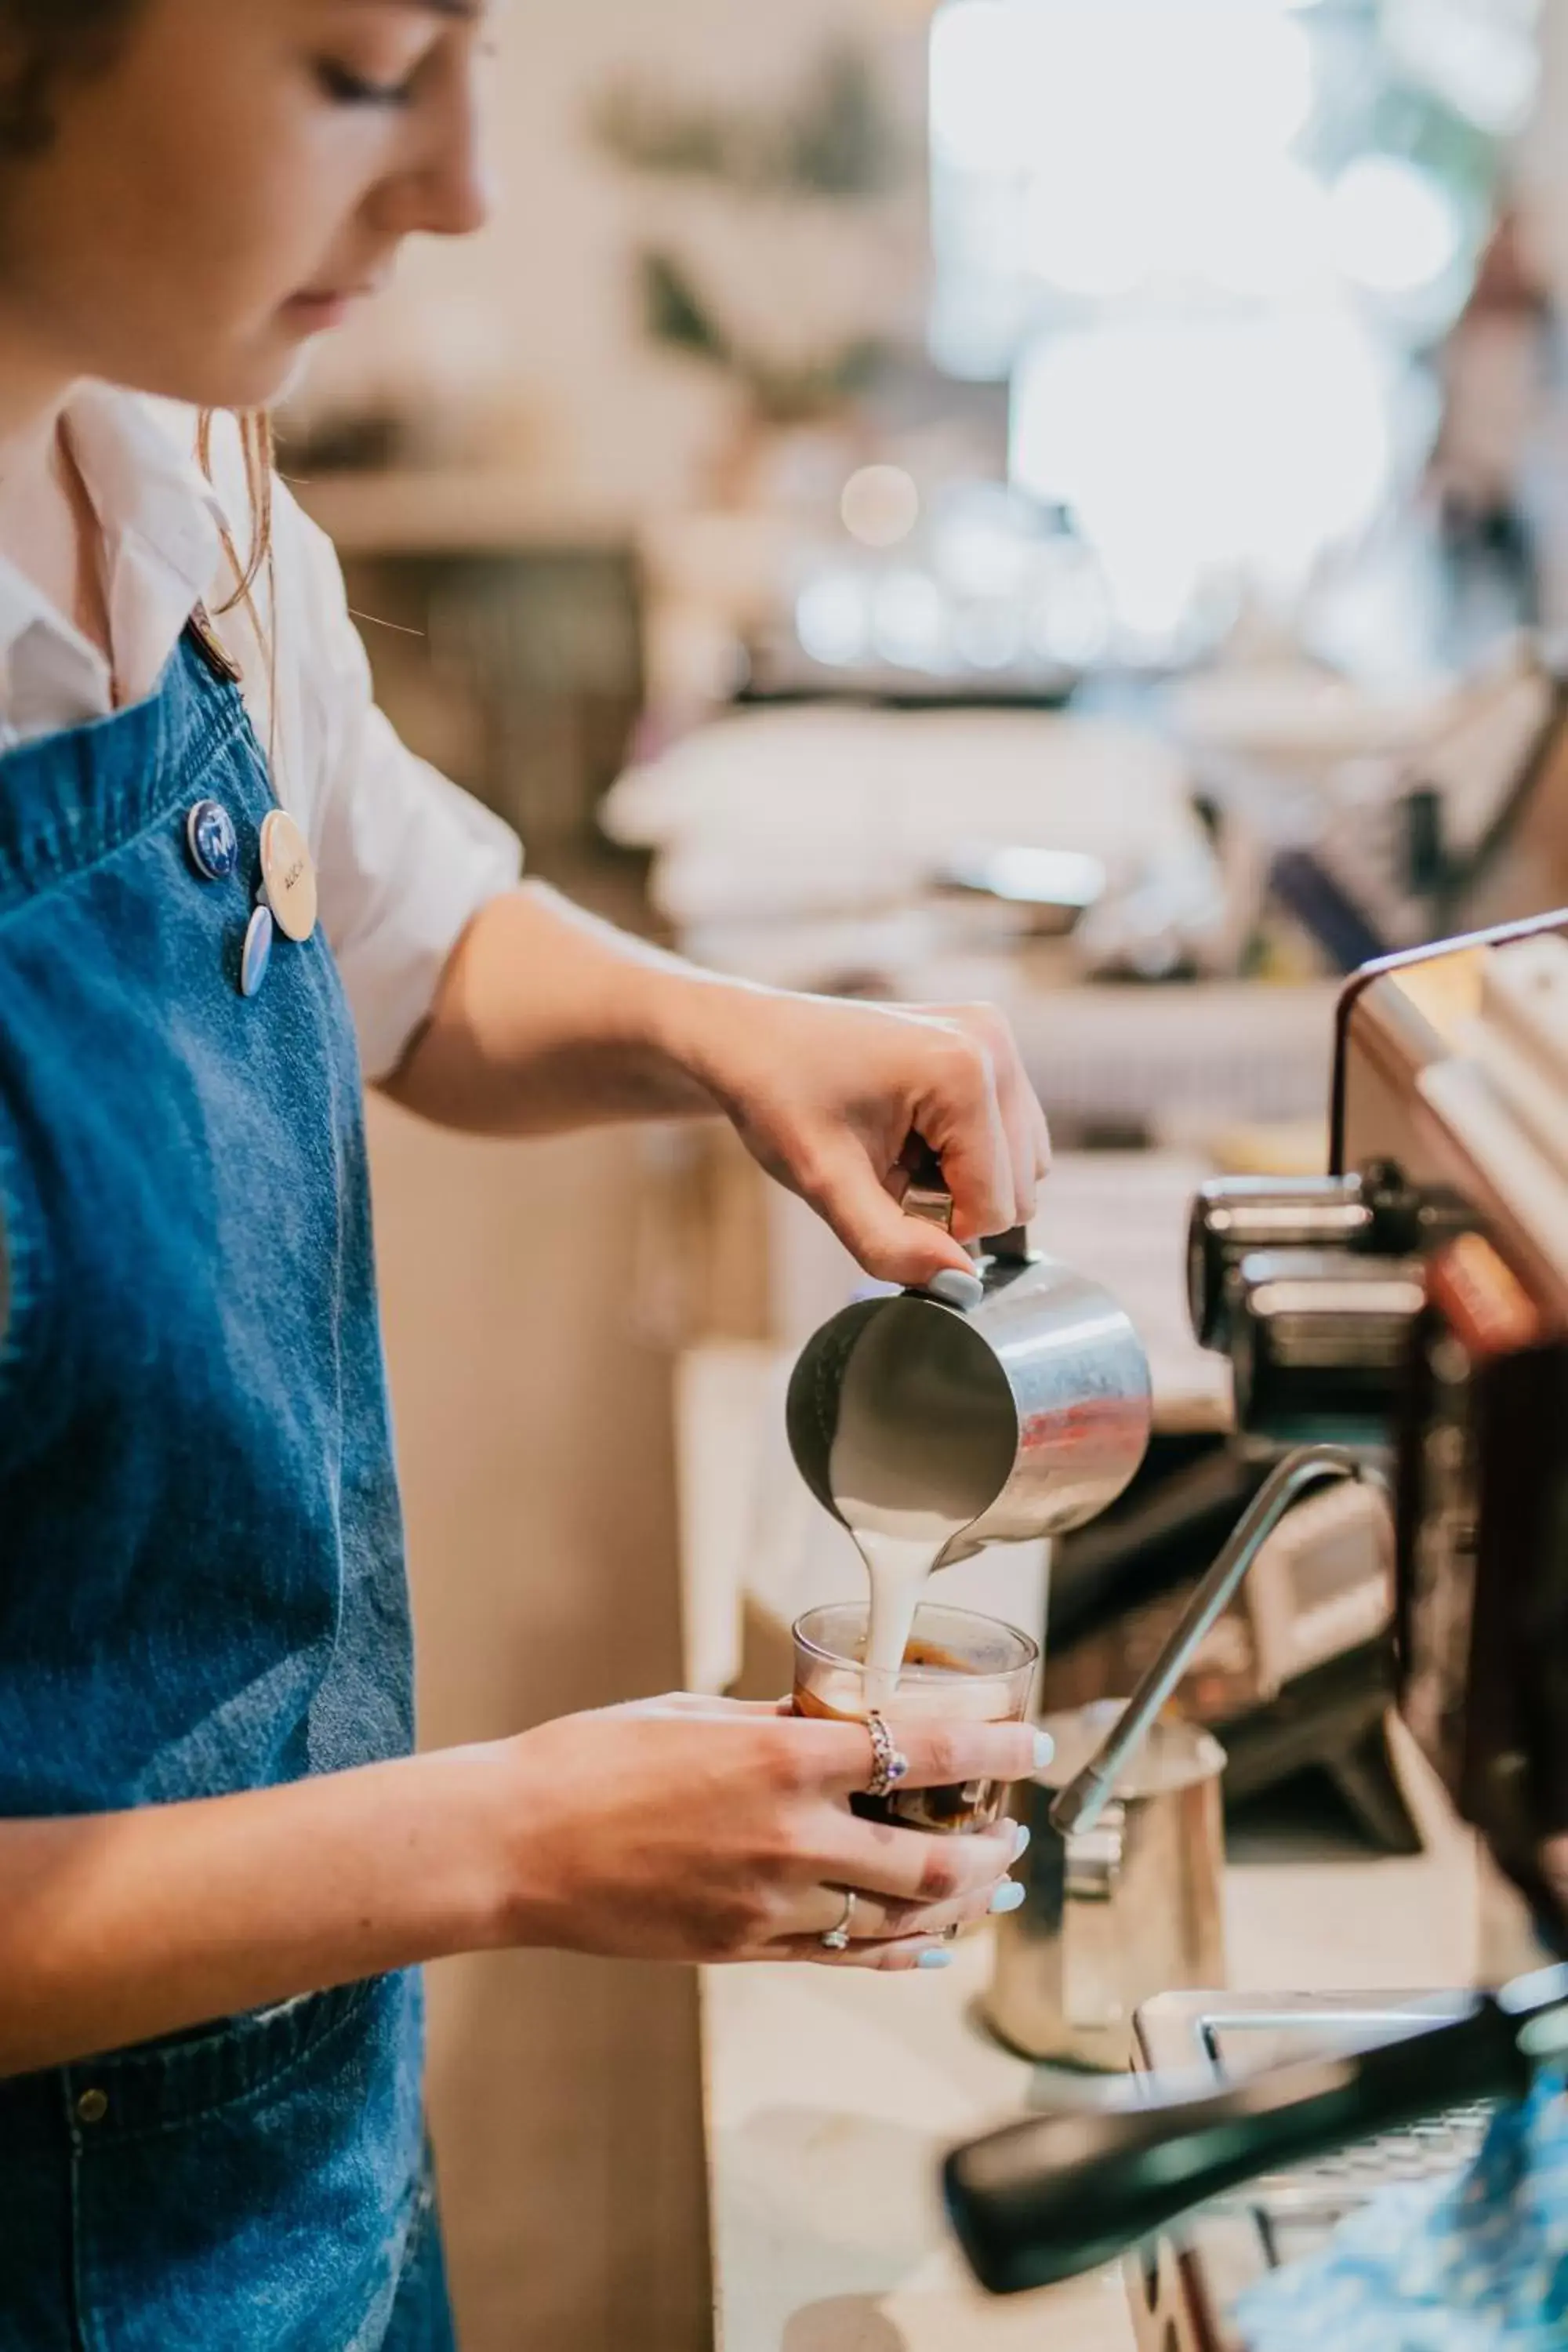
0;4;1053;2345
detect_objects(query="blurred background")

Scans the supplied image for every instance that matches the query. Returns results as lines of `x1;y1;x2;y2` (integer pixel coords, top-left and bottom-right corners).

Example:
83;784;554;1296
312;5;1568;2346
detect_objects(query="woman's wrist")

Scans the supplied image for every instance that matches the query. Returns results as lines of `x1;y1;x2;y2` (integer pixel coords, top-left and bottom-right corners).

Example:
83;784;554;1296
389;1743;527;1958
633;960;768;1105
435;1731;601;1957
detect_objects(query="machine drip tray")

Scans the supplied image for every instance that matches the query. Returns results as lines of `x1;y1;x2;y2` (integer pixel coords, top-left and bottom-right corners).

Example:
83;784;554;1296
1127;1988;1490;2352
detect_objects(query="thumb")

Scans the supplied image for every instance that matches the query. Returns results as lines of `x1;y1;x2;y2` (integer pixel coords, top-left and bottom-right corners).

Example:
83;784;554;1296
804;1137;979;1290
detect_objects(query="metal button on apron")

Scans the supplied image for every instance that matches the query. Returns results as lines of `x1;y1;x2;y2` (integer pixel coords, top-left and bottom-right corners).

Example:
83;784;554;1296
75;2087;109;2126
185;798;239;882
240;903;274;999
258;810;318;943
187;600;244;685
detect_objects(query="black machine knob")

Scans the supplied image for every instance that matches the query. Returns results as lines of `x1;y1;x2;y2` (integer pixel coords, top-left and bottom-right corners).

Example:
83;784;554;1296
1187;1163;1425;1352
1229;1247;1427;1444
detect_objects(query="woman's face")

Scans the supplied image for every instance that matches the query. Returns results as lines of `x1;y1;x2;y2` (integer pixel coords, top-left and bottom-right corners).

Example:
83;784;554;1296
0;0;494;409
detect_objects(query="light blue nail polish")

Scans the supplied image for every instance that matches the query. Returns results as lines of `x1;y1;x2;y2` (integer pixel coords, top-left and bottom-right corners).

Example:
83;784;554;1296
918;1948;956;1970
1012;1822;1033;1861
990;1879;1026;1915
1033;1730;1055;1773
925;1268;985;1312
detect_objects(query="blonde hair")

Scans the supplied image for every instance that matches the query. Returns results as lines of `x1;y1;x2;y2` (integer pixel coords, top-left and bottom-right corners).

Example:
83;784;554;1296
196;408;273;612
195;407;280;772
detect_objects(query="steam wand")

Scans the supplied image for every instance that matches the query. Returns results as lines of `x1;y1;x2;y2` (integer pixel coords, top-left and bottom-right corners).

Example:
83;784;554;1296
1049;1444;1385;1842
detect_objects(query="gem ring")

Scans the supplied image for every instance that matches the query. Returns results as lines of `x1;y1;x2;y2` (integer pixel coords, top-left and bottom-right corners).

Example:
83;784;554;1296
865;1711;909;1802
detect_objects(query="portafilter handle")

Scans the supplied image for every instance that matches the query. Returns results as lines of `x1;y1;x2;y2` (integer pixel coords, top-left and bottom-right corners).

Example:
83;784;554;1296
944;1995;1529;2295
1049;1443;1384;1842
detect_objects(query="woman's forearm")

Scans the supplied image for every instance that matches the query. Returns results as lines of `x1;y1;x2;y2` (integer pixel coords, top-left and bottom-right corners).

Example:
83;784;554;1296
379;879;1050;1287
0;1748;507;2076
383;882;732;1135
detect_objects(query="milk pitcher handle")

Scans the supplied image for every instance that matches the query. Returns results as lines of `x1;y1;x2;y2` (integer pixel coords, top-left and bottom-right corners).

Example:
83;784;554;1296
898;1137;1034;1265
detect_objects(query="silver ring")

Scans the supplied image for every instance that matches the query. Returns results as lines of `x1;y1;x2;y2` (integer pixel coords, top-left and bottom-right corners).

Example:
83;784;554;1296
865;1711;910;1801
819;1889;857;1952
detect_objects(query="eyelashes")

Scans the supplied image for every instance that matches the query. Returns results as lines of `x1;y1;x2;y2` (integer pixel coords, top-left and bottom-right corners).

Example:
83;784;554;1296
316;60;419;108
314;27;498;113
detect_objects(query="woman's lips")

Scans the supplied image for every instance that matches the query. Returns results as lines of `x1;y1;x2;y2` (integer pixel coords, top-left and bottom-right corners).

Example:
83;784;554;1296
284;284;379;329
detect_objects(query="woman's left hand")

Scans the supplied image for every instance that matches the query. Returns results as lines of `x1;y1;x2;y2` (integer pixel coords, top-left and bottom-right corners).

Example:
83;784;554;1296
670;986;1051;1290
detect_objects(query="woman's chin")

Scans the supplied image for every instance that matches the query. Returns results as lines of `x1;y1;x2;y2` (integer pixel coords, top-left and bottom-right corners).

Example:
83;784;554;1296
105;336;309;417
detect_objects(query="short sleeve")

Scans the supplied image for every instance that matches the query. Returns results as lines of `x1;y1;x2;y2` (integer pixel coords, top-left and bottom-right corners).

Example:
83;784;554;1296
265;480;523;1083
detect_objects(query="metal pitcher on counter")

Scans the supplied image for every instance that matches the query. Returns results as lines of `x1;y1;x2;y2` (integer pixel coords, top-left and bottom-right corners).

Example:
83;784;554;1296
988;1704;1229;2069
984;1446;1388;2068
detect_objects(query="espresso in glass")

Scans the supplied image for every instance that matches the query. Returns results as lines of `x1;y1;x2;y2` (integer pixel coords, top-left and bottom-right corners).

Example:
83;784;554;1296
792;1602;1038;1834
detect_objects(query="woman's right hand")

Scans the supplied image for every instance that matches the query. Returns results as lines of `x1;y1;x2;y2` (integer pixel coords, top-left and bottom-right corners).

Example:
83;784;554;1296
483;1695;1044;1970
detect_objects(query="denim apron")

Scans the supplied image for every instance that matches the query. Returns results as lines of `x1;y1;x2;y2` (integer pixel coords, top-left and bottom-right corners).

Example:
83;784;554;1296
0;625;457;2352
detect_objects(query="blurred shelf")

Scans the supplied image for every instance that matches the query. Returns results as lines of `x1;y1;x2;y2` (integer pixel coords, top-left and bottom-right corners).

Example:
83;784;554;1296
289;467;635;557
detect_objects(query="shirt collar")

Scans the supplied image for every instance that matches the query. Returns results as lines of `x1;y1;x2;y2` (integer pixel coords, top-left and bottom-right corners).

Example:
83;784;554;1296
65;383;230;602
0;385;232;735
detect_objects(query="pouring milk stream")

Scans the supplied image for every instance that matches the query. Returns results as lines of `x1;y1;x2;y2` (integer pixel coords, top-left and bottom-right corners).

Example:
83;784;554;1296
826;1296;1017;1708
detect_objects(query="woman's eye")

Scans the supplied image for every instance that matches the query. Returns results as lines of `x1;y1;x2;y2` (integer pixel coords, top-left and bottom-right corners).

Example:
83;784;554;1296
317;59;419;107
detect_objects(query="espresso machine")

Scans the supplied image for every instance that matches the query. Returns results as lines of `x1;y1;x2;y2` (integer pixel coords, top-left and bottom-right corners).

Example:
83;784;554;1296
945;907;1568;2343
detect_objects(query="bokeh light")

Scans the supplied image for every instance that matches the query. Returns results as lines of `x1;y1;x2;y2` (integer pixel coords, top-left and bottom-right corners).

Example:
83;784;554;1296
840;466;922;549
928;0;1517;652
1329;157;1464;296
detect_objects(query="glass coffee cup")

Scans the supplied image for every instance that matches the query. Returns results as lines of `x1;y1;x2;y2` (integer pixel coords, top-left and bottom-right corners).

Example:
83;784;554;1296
791;1602;1038;1834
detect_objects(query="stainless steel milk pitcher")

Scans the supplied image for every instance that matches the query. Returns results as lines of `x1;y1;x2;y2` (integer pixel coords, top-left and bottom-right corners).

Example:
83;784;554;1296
786;1180;1152;1568
985;1703;1229;2068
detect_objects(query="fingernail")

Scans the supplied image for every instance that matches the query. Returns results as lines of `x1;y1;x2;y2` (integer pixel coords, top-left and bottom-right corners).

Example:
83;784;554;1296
1012;1822;1032;1861
918;1948;956;1969
1033;1731;1055;1772
924;1268;984;1312
989;1879;1026;1915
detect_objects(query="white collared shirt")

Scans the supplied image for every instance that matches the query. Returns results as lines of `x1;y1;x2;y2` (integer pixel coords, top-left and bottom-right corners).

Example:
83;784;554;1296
0;385;521;1080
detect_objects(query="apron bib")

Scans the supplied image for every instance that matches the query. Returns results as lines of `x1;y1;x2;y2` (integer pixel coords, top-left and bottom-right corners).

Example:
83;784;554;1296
0;627;453;2352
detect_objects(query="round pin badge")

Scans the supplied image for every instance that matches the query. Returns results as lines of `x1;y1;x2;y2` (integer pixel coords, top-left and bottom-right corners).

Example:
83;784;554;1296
185;798;239;883
259;809;318;943
240;903;274;999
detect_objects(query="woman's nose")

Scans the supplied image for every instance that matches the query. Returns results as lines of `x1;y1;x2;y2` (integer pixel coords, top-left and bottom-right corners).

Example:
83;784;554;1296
416;139;494;241
379;61;494;241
